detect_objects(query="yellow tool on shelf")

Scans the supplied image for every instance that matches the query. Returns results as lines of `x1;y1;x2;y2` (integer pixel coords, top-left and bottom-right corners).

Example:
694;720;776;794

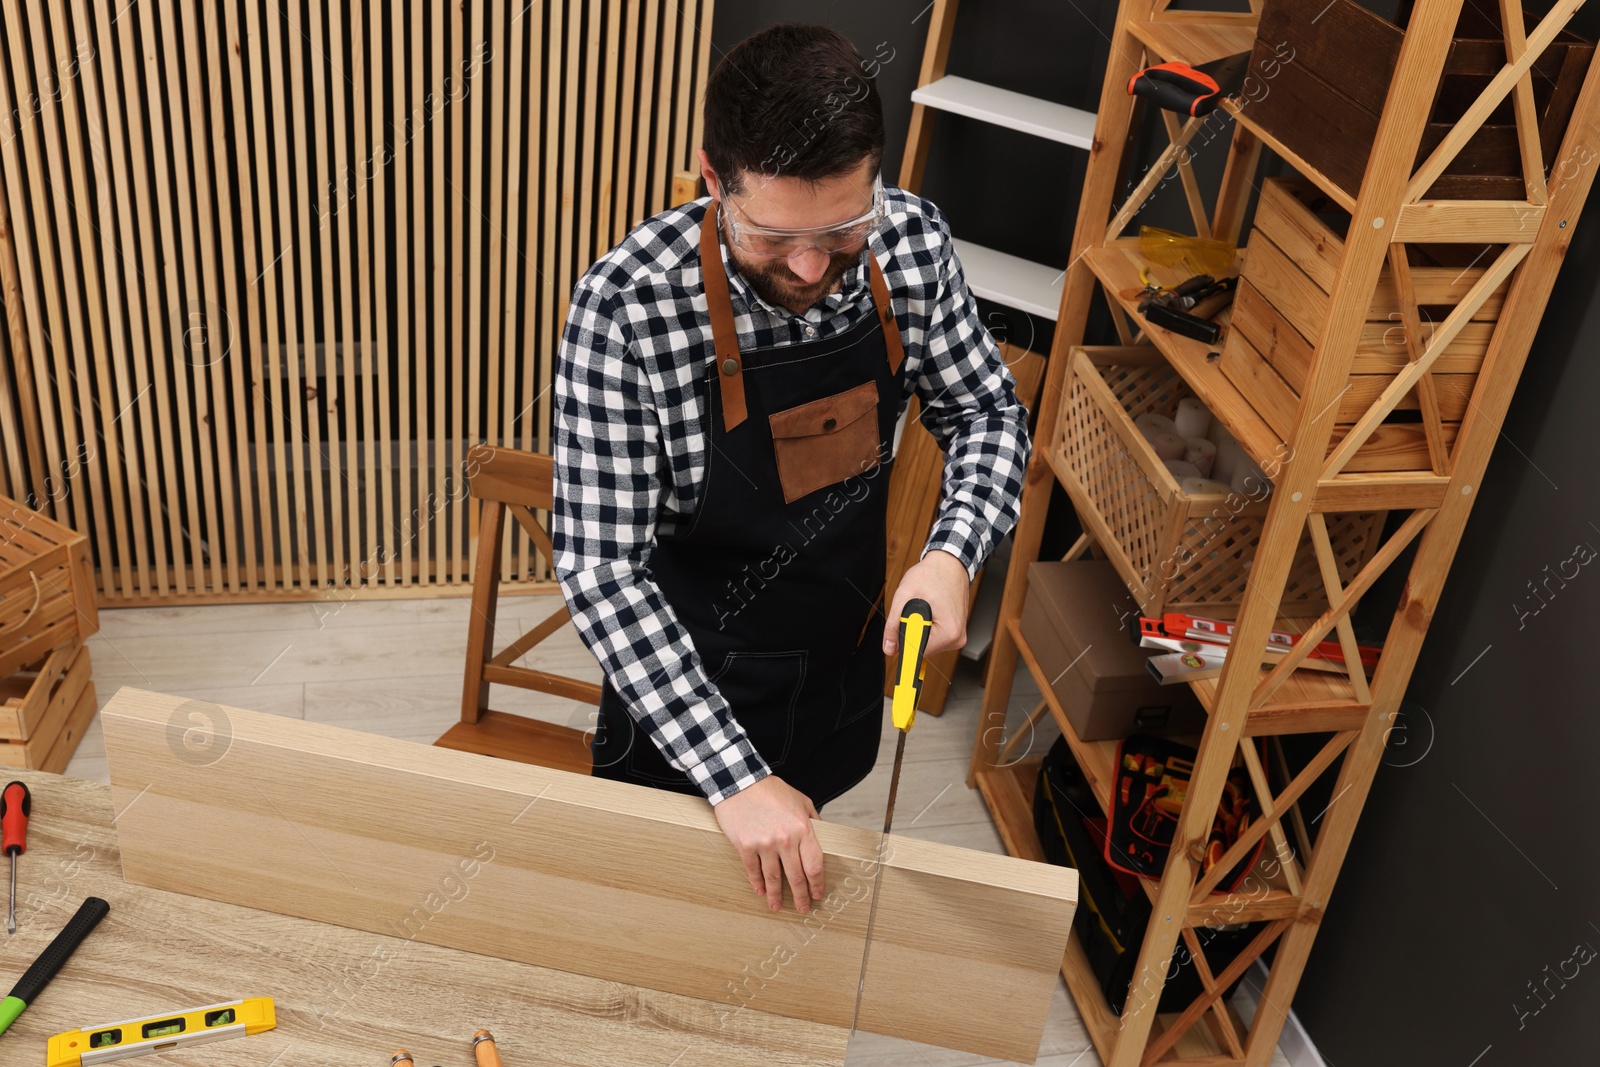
47;997;275;1066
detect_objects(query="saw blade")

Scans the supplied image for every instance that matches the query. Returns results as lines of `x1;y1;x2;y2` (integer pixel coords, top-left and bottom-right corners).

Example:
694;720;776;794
849;727;907;1033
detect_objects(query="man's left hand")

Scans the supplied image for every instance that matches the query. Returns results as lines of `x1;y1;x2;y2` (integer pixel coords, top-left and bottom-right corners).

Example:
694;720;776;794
883;549;971;658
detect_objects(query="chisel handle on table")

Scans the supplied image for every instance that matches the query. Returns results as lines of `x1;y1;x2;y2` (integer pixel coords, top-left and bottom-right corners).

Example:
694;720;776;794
891;599;934;732
0;896;110;1036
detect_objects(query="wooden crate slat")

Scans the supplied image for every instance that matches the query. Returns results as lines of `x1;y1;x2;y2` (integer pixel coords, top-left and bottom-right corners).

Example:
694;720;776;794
0;642;92;766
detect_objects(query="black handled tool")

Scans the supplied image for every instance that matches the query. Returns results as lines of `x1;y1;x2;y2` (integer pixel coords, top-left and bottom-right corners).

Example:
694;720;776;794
1128;52;1250;117
0;896;110;1037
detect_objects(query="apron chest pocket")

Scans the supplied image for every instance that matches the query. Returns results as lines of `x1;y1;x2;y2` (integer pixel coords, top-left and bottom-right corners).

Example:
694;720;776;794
768;380;882;504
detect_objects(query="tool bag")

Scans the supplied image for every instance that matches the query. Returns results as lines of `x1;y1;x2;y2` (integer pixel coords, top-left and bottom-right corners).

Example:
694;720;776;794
1033;736;1259;1015
1105;733;1264;893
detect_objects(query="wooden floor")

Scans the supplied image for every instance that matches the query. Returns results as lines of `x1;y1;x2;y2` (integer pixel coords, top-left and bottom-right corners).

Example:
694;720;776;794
67;592;1291;1067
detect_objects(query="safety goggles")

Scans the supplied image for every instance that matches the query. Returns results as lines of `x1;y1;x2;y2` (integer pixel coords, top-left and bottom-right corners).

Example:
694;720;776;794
720;178;884;259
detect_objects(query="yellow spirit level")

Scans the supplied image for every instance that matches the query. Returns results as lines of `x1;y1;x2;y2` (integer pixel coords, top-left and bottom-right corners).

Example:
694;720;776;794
47;997;275;1066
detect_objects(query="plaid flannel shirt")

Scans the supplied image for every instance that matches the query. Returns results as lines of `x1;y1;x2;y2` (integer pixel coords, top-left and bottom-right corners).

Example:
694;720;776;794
552;186;1031;804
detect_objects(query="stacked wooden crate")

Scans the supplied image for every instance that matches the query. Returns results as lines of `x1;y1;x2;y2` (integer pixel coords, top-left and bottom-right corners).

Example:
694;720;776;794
0;496;99;771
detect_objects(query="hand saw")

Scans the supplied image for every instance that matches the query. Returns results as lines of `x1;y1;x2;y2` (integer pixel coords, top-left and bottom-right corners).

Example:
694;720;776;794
850;597;934;1033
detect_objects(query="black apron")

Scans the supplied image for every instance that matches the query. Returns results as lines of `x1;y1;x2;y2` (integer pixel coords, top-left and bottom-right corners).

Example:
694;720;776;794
592;200;908;809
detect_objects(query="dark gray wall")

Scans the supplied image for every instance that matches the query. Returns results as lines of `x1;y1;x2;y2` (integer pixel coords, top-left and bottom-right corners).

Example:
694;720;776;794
711;3;1600;1062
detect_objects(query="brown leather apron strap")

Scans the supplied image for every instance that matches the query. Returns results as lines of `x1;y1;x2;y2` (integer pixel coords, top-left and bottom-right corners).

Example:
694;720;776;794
866;254;906;375
702;200;904;430
700;200;748;432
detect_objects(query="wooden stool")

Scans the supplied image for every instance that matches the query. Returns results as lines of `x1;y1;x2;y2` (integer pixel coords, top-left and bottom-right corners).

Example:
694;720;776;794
434;446;598;774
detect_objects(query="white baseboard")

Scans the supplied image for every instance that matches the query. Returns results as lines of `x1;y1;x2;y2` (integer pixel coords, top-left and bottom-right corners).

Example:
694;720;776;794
1230;960;1328;1067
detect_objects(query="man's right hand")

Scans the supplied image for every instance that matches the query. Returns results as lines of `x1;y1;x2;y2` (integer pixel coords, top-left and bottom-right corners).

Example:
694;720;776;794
713;775;825;914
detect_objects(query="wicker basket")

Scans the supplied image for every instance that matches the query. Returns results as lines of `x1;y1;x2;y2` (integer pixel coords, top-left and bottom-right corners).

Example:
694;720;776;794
1053;347;1386;617
1;495;99;678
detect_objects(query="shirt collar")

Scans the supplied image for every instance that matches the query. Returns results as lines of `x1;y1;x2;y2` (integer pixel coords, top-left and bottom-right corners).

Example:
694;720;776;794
711;203;873;321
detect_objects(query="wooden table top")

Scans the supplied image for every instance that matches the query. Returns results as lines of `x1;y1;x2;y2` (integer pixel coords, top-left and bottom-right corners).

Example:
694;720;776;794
0;770;849;1067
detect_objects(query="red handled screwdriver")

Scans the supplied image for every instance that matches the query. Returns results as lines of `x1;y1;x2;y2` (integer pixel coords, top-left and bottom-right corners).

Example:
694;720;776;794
2;782;29;935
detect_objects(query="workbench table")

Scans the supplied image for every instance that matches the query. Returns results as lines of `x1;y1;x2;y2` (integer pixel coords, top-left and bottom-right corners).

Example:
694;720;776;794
0;769;849;1067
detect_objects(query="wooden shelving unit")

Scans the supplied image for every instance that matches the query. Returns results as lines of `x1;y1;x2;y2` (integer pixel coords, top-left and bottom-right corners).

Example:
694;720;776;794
938;0;1600;1063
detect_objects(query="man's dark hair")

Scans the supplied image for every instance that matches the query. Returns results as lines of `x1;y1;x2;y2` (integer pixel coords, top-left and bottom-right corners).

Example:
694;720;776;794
702;24;885;197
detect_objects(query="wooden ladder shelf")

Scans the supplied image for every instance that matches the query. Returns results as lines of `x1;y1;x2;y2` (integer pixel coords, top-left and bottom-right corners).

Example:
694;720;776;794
950;0;1600;1062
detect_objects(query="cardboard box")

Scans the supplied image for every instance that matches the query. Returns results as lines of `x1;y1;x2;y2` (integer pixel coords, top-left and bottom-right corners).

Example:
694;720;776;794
1021;559;1205;741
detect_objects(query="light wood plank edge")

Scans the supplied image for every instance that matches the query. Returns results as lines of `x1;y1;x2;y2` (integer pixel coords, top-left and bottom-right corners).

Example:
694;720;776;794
102;686;1076;1062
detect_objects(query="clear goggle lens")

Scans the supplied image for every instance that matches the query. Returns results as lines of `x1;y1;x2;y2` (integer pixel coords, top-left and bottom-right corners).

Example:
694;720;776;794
724;181;882;258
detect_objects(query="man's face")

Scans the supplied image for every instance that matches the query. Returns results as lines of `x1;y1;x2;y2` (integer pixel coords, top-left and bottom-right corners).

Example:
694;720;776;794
703;155;878;313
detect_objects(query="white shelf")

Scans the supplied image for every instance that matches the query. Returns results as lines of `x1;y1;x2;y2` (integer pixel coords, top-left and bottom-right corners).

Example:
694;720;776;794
911;76;1096;149
952;238;1064;321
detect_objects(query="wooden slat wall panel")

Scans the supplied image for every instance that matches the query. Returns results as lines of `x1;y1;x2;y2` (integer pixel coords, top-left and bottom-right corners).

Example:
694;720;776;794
0;0;714;604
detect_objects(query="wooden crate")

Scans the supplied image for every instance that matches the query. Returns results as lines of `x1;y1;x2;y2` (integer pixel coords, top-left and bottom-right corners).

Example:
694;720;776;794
0;639;97;771
1053;347;1386;617
1246;0;1593;200
1222;178;1509;469
1;496;98;677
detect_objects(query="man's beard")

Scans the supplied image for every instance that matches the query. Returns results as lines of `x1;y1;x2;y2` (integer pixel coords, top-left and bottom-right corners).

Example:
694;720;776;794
737;249;860;311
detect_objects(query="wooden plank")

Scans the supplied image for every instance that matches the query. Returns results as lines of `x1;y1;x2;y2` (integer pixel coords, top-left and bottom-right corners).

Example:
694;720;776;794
505;1;539;586
1498;0;1548;205
1219;327;1299;442
1323;243;1529;477
1237;237;1327;353
395;0;417;588
430;0;449;587
164;0;229;597
1406;0;1587;201
1385;245;1447;472
448;0;471;585
6;768;850;1067
900;0;958;192
540;0;569;462
517;1;547;582
612;0;641;242
268;0;315;591
650;0;679;217
220;0;267;594
243;0;292;595
1313;472;1450;512
1394;199;1545;241
630;1;660;227
1213;121;1263;246
0;132;46;507
35;675;94;774
0;13;74;541
1129;12;1258;68
17;1;116;595
672;0;698;210
327;0;358;592
200;0;254;593
371;0;396;589
65;0;145;599
1306;514;1372;704
104;689;1077;1063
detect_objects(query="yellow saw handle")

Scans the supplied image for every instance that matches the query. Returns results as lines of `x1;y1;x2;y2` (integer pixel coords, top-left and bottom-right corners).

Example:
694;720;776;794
891;598;934;732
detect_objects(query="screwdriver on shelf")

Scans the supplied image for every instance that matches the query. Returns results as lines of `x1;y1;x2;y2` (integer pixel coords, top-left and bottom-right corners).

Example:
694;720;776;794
1;782;28;935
